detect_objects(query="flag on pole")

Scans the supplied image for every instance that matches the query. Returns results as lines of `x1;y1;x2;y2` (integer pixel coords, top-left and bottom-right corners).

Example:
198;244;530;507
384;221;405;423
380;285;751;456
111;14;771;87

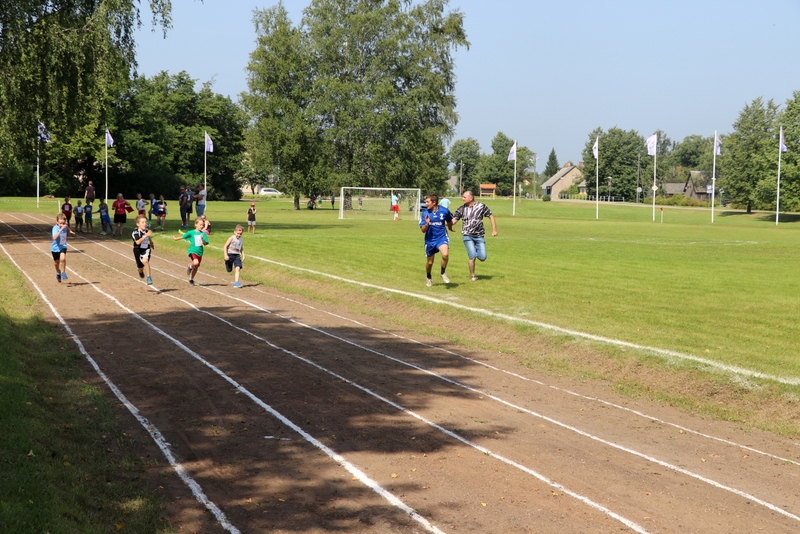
646;133;657;156
780;126;788;153
105;129;114;147
507;140;516;162
714;132;722;156
38;121;51;143
205;132;214;153
592;137;599;159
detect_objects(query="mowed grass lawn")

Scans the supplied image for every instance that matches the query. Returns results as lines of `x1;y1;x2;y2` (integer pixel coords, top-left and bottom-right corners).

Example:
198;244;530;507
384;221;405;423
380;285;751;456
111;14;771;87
5;196;800;381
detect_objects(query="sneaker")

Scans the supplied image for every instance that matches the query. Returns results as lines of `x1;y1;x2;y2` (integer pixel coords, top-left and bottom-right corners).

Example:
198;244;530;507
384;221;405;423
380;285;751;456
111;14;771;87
426;278;432;287
100;231;106;235
56;273;61;283
187;264;192;276
233;282;242;288
441;273;450;284
146;276;153;285
139;270;145;279
189;278;195;285
61;272;68;281
470;275;478;282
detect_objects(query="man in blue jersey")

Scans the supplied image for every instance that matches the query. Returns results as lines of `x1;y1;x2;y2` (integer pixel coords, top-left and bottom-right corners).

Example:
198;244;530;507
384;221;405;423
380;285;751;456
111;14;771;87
419;193;454;286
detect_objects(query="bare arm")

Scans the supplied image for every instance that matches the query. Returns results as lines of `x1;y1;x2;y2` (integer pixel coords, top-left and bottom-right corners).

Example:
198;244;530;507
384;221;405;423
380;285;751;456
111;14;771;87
489;214;498;236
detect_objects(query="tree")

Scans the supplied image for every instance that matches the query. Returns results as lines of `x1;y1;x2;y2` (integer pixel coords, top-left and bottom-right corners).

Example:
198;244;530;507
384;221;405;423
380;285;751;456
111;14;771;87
776;91;800;211
582;127;643;200
0;1;172;194
447;138;481;194
543;148;560;178
243;0;468;204
472;132;533;195
719;97;780;213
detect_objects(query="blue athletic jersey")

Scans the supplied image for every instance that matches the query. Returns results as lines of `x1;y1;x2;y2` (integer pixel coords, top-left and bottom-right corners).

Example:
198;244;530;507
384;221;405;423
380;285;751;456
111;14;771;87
51;224;68;252
420;207;452;244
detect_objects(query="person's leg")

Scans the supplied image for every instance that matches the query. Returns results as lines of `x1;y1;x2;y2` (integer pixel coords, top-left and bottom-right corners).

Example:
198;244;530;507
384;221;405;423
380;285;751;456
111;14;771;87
439;244;449;277
234;265;240;284
59;252;67;276
474;237;487;262
463;236;478;278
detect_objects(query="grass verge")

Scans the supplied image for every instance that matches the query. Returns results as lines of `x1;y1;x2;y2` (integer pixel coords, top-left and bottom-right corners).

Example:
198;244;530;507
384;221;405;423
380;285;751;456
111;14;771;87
0;257;172;534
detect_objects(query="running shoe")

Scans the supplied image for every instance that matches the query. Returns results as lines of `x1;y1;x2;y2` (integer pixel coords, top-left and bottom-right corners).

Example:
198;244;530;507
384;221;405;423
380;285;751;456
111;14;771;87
56;273;61;283
233;282;242;288
470;275;478;282
139;270;145;279
187;264;192;276
61;272;68;281
146;276;153;285
426;278;432;287
441;273;450;284
100;231;106;235
189;278;195;285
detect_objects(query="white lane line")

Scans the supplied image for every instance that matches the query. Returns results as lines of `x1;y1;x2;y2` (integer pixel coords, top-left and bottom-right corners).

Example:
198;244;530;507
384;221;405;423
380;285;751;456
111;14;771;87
0;220;447;534
16;213;800;522
247;255;800;386
0;239;241;534
4;215;649;533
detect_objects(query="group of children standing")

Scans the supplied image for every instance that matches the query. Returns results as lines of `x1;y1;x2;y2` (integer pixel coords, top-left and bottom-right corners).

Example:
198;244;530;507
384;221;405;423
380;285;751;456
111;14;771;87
52;207;248;289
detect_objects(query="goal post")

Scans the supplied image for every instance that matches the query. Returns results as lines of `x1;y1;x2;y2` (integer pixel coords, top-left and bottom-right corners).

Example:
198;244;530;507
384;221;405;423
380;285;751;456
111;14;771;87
339;187;422;220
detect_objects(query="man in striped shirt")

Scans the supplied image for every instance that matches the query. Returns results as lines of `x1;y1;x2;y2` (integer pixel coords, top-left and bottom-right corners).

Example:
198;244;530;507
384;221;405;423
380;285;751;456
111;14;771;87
451;190;498;282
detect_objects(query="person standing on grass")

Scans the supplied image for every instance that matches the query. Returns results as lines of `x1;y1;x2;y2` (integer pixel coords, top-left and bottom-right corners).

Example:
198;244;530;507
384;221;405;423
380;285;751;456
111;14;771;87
51;213;75;283
451;190;498;282
98;200;112;235
173;216;208;286
391;190;400;221
83;202;93;233
132;215;155;285
155;195;167;230
112;193;131;237
74;200;84;232
194;184;207;217
83;180;96;204
179;185;190;228
331;193;335;209
223;225;245;288
61;197;73;230
247;203;257;233
419;193;453;287
136;193;146;217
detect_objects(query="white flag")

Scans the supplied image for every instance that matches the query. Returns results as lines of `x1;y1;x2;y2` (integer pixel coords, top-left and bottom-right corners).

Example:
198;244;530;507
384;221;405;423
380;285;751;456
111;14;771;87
780;126;788;153
646;133;657;156
105;129;114;147
592;136;599;159
714;132;722;156
507;141;516;162
205;132;214;153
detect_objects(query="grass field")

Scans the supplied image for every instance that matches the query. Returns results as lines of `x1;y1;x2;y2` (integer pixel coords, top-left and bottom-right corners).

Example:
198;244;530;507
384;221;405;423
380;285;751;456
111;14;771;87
6;196;800;382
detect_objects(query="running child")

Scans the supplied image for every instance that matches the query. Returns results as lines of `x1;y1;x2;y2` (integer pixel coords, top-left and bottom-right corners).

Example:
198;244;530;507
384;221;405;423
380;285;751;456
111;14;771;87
51;213;76;283
173;216;208;286
61;197;73;230
83;201;93;233
136;193;147;216
98;200;112;235
246;203;257;233
132;215;155;285
223;225;245;288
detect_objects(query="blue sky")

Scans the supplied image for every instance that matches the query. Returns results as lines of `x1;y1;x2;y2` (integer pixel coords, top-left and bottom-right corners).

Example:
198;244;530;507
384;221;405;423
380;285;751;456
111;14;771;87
134;0;800;168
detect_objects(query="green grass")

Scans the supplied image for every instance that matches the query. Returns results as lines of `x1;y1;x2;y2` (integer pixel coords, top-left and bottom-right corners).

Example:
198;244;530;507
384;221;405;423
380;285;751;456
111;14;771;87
7;196;800;381
0;253;172;533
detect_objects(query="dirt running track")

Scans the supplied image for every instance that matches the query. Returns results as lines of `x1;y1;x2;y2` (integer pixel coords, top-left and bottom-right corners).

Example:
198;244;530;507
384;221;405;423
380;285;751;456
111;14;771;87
2;210;800;533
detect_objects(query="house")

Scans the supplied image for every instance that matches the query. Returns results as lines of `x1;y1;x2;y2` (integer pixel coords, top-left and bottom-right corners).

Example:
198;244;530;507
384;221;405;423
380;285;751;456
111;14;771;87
479;184;497;197
662;171;712;201
541;162;583;199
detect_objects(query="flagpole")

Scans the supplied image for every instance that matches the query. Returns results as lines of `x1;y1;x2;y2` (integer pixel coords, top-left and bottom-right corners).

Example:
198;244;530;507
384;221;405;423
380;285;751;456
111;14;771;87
711;131;717;224
105;135;109;205
36;139;40;209
204;131;208;197
776;127;783;226
651;138;657;222
595;142;599;220
512;145;517;216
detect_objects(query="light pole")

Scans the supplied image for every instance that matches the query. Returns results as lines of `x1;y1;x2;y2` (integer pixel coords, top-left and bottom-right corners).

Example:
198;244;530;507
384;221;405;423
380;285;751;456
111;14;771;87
459;160;463;195
532;153;539;199
607;177;612;202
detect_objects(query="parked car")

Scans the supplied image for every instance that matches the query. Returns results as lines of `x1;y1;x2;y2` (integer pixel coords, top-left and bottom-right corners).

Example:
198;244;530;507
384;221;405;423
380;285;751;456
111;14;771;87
258;188;283;197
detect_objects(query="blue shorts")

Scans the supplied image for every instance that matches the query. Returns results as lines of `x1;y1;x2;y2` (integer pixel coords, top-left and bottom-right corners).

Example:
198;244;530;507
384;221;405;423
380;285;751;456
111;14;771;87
462;235;487;261
225;255;243;272
425;238;449;258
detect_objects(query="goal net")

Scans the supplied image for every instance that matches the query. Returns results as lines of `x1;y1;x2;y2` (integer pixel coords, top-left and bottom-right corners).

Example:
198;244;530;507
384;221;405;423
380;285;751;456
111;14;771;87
338;187;422;220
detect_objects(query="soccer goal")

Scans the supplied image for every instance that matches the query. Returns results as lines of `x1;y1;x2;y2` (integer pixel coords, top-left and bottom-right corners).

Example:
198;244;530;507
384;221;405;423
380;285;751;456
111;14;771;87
338;187;421;220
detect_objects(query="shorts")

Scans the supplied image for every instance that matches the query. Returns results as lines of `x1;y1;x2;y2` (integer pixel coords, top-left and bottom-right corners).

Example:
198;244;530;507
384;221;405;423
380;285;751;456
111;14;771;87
138;210;145;216
189;253;203;265
114;213;126;224
74;214;83;223
84;214;93;222
225;254;243;272
247;220;256;227
51;249;66;262
133;247;151;269
425;238;449;258
391;205;399;212
462;235;487;261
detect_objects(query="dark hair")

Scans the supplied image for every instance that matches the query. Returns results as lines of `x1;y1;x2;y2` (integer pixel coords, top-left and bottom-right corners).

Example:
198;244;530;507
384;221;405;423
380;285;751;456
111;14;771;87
424;193;439;205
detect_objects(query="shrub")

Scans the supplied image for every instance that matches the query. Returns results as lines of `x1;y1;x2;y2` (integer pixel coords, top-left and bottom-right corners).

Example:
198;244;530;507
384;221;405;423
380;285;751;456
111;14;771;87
542;194;551;201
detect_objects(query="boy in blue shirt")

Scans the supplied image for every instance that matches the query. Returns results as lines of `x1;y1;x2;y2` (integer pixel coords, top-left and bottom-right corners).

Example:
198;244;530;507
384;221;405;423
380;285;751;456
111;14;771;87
51;213;76;283
419;193;453;287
